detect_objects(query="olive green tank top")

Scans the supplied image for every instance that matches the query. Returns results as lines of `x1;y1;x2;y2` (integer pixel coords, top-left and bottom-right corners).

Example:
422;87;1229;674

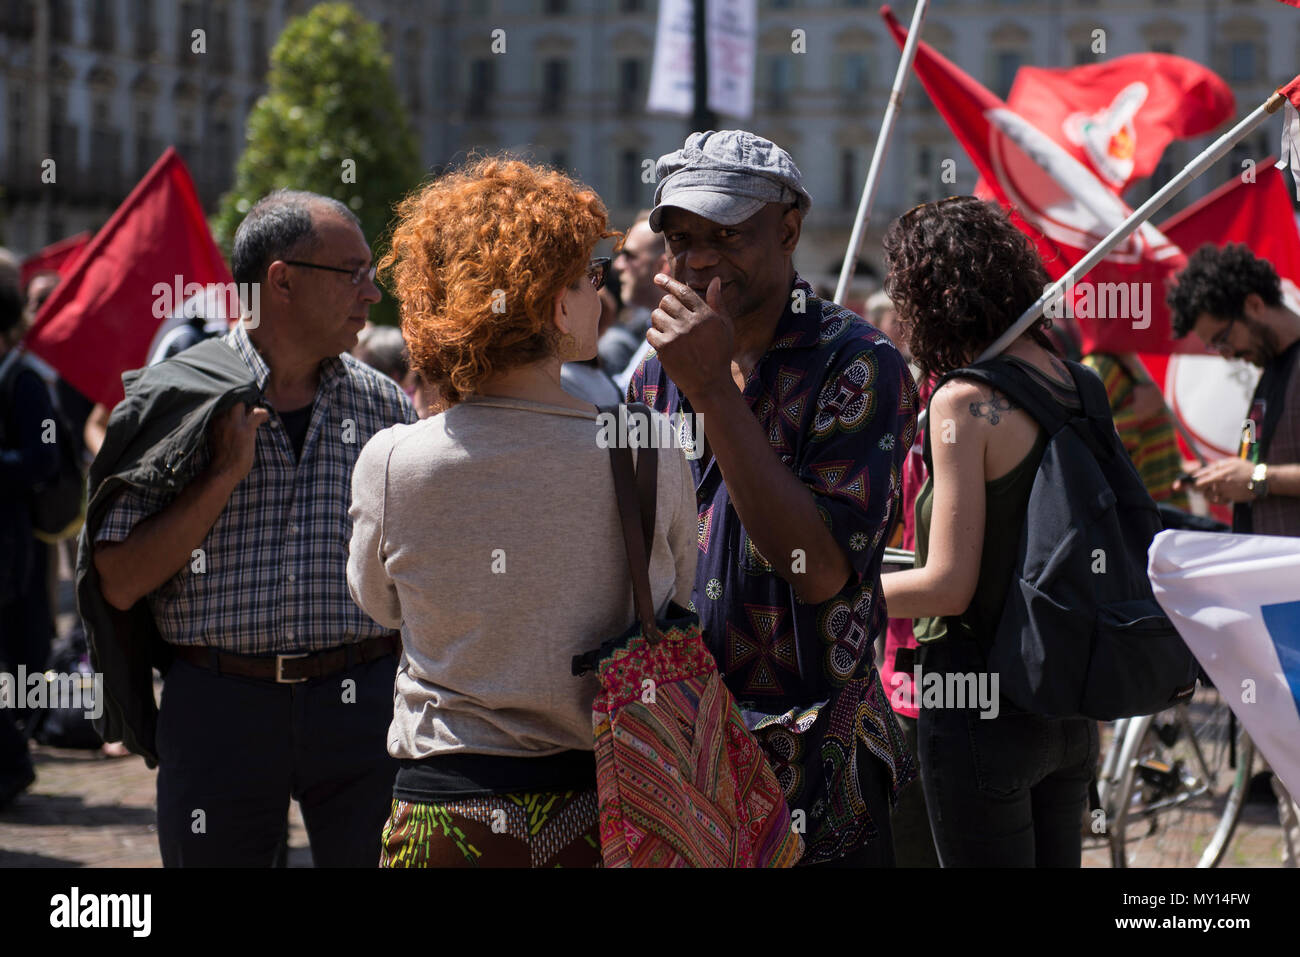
913;356;1081;652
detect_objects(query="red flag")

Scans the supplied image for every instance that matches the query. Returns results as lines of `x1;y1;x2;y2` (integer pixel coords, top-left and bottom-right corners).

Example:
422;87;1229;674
1001;56;1234;193
24;148;233;406
19;231;92;288
882;6;1197;356
1159;161;1300;285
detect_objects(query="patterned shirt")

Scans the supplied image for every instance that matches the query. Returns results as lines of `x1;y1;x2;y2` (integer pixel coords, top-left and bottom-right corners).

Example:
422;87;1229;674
96;321;416;654
628;277;918;864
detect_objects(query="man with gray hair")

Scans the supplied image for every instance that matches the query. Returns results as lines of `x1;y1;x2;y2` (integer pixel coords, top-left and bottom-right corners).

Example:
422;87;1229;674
93;189;415;866
628;131;918;865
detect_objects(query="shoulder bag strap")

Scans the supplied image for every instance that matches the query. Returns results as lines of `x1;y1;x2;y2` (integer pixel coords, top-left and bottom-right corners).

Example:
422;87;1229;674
599;404;660;638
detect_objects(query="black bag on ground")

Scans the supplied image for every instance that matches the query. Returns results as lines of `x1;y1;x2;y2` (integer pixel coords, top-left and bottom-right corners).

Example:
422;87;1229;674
928;357;1197;720
28;625;104;750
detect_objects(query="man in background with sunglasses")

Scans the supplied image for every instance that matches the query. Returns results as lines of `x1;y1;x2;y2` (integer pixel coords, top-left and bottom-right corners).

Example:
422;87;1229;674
628;130;918;866
92;189;415;866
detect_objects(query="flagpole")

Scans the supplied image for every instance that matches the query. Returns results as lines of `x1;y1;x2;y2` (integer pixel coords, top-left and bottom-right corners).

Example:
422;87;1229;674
833;0;930;306
916;87;1293;431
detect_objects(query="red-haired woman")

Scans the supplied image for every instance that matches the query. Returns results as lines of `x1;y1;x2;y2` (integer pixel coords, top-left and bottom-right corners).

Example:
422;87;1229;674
348;157;698;867
879;197;1100;867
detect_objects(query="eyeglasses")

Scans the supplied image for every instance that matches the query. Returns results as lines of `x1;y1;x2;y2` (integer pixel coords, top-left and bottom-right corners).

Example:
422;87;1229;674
283;260;377;286
587;257;611;291
1209;318;1238;351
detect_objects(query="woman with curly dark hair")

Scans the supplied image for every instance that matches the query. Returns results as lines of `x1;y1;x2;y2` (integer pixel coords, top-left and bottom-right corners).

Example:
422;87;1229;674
347;157;698;867
880;197;1099;867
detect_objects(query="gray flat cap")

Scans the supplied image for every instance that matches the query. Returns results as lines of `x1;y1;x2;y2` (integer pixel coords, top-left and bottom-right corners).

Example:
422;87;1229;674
649;130;812;232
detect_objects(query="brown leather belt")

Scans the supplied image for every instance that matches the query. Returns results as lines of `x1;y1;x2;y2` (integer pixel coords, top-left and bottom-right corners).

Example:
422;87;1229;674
171;633;400;684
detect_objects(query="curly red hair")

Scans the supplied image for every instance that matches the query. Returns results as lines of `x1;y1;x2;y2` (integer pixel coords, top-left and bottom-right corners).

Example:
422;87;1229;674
379;156;615;404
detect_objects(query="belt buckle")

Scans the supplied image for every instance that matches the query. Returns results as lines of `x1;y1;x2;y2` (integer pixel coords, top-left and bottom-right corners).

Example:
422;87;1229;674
275;653;309;684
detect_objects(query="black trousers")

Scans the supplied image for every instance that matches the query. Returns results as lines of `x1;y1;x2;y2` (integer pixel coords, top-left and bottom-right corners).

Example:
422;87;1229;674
917;638;1098;867
155;652;398;867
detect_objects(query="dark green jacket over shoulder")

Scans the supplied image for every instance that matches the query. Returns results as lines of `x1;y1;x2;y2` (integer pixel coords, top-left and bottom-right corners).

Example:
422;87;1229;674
76;338;259;766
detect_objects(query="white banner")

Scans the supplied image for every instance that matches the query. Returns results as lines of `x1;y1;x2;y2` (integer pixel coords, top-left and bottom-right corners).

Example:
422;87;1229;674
647;0;756;119
1148;529;1300;798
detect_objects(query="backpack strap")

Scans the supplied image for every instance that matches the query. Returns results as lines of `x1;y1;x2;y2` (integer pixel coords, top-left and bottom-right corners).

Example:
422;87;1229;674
598;403;659;637
922;358;1072;473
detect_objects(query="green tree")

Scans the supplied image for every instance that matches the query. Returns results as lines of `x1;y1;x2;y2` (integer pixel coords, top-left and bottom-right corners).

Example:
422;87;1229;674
215;2;421;326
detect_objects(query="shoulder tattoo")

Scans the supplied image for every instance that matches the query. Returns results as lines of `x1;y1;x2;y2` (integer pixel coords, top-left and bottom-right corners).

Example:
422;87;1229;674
969;389;1018;425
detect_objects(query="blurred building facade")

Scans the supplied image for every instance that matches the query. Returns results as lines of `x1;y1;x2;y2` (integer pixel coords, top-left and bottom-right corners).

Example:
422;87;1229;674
2;0;1297;293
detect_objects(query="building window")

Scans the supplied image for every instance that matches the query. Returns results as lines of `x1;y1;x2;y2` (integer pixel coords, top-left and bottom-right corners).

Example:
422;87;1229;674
993;50;1022;99
134;108;160;176
210;119;233;194
91;0;116;51
133;0;157;56
91;119;124;193
8;89;25;179
210;6;231;69
468;58;496;116
50;1;73;43
541;59;569;115
765;56;792;112
404;33;422;111
618;58;643;112
49;95;79;170
249;17;267;77
2;0;36;37
839;147;857;209
618;148;641;207
177;2;199;65
839;52;869;96
1228;41;1257;82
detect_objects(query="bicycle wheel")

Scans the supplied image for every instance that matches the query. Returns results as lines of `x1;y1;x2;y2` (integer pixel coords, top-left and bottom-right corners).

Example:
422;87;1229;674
1109;687;1253;868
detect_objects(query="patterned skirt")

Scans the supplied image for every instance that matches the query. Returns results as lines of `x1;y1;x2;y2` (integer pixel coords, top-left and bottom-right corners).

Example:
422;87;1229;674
379;790;601;868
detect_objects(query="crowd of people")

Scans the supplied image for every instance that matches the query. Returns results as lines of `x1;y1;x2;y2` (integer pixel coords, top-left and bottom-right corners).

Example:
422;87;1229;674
1;127;1297;867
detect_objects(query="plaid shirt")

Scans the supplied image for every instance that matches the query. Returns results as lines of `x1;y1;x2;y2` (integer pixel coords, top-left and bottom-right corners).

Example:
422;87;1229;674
95;322;416;654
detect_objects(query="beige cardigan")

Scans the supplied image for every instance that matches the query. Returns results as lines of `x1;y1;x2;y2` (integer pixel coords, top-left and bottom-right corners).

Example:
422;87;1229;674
347;396;698;760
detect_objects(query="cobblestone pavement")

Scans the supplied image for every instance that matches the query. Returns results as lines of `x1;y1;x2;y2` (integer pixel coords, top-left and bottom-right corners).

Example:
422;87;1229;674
0;566;1285;869
0;743;313;868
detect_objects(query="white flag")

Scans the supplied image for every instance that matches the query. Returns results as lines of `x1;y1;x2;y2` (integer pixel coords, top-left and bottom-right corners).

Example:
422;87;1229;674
647;0;756;119
1148;529;1300;798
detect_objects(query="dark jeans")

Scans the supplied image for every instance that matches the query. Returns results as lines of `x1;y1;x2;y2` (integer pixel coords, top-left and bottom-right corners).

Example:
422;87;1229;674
0;540;51;784
156;652;398;867
891;714;940;867
918;637;1098;867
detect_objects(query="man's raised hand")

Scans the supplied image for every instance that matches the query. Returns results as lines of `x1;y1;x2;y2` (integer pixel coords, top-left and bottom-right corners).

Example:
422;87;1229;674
647;274;736;400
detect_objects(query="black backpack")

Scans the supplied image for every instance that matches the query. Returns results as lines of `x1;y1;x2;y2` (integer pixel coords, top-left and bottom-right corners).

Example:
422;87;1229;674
0;350;86;542
925;357;1198;720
